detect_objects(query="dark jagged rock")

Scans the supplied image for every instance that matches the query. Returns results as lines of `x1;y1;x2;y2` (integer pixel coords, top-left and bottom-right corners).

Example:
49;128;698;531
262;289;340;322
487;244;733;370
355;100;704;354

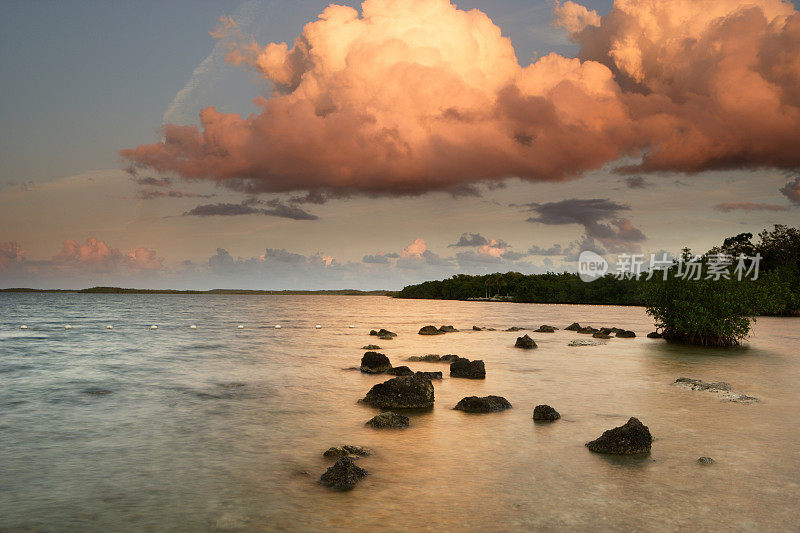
361;375;435;409
454;395;512;413
586;417;652;455
592;331;612;339
533;404;561;421
360;351;392;374
647;332;662;339
505;326;525;332
616;330;636;338
565;322;582;331
598;328;614;335
407;354;441;362
378;329;397;337
323;445;373;458
386;365;414;376
609;327;622;333
320;457;368;491
698;457;715;465
415;371;442;380
673;378;759;403
438;325;459;333
534;325;557;333
419;325;444;335
369;330;379;336
473;325;484;331
578;326;599;334
450;358;485;379
515;334;537;349
440;354;461;362
366;412;410;429
362;344;382;350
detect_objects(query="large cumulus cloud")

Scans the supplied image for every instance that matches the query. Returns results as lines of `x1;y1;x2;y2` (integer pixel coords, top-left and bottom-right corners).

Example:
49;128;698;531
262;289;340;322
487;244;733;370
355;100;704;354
122;0;800;198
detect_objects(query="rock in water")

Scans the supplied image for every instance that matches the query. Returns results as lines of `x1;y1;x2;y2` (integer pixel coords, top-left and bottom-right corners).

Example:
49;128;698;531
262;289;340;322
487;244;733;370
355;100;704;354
415;371;442;380
365;412;410;429
505;326;525;332
565;322;582;331
377;328;397;338
646;332;662;339
418;325;444;335
592;331;612;339
473;326;484;331
533;404;560;421
616;330;636;338
534;325;557;333
361;376;435;409
386;366;414;376
320;457;368;491
578;326;599;334
407;354;441;362
450;358;486;379
360;352;392;374
697;457;715;465
585;417;653;455
515;334;537;349
438;325;459;333
568;339;604;347
454;396;512;413
673;378;759;404
362;345;382;350
440;354;461;362
323;445;373;458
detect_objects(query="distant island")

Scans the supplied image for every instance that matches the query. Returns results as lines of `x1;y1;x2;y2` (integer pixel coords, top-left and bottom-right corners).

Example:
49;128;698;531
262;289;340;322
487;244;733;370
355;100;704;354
0;286;396;296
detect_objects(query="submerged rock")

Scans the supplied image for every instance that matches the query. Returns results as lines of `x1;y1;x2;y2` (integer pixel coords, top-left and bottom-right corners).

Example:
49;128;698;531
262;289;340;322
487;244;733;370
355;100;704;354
586;417;653;455
673;378;759;404
454;395;512;413
378;334;395;340
362;344;382;350
360;352;392;374
697;456;716;465
366;412;410;429
370;328;397;338
568;339;605;347
533;404;561;421
407;354;442;362
646;332;662;339
450;358;486;379
592;331;612;339
385;366;414;376
82;387;112;396
514;334;537;349
320;457;368;491
415;371;442;380
439;354;461;362
505;326;525;332
438;325;459;333
419;325;444;336
578;326;599;334
616;330;636;338
565;322;582;331
361;375;435;409
473;325;484;331
323;445;374;458
534;325;557;333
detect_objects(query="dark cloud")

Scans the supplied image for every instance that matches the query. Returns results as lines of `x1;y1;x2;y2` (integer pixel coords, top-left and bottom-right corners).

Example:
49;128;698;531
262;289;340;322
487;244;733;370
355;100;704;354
450;232;489;247
623;176;651;189
522;198;646;251
137;189;213;200
183;200;318;220
714;202;791;212
780;177;800;204
362;254;390;264
528;244;570;256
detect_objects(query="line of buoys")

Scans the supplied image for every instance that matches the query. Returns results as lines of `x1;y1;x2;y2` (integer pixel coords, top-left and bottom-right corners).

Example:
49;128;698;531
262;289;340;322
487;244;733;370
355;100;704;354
315;324;323;329
150;325;158;330
275;325;282;329
237;325;245;329
65;325;72;330
13;324;356;331
106;325;114;330
189;325;197;329
349;325;355;328
20;325;28;330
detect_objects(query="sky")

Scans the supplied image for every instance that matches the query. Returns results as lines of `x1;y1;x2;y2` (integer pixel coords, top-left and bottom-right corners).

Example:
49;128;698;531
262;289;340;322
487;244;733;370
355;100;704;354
1;0;799;290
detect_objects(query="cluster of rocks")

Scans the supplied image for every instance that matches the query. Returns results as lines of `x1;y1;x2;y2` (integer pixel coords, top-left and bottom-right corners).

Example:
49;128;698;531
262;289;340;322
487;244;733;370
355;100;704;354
472;325;497;331
407;353;460;362
565;323;637;339
369;328;397;340
320;456;369;490
673;377;760;404
418;325;459;335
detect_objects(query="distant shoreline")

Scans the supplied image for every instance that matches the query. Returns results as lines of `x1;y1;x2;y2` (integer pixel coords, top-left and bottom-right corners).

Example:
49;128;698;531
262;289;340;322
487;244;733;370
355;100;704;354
0;287;396;296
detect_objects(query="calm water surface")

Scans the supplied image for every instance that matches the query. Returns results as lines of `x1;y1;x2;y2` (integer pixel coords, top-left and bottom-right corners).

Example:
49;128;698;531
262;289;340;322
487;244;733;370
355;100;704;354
1;294;798;532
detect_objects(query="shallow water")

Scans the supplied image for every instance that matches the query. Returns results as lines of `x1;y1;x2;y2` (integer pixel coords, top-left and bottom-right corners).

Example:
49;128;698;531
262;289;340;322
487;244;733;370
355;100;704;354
1;294;798;532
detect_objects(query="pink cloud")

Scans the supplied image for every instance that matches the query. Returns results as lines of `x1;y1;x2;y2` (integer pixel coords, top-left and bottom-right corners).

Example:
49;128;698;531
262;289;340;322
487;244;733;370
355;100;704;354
0;241;25;268
121;0;800;198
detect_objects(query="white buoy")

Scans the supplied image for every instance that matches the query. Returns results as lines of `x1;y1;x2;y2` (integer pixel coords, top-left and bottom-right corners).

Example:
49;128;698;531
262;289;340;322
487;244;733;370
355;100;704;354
65;325;72;330
189;325;197;330
20;325;28;330
315;324;323;329
150;325;158;330
274;325;282;329
348;325;355;328
237;325;245;329
106;325;114;330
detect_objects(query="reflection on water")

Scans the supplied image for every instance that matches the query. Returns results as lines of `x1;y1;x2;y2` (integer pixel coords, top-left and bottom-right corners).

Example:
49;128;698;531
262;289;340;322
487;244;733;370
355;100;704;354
1;294;798;531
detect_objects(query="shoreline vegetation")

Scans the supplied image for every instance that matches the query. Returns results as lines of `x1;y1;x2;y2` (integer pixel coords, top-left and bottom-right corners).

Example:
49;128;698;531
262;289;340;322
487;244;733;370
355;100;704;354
0;287;396;296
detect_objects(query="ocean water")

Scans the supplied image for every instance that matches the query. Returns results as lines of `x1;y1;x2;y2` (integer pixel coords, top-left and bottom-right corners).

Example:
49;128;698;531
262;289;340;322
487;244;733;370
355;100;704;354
0;293;798;532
